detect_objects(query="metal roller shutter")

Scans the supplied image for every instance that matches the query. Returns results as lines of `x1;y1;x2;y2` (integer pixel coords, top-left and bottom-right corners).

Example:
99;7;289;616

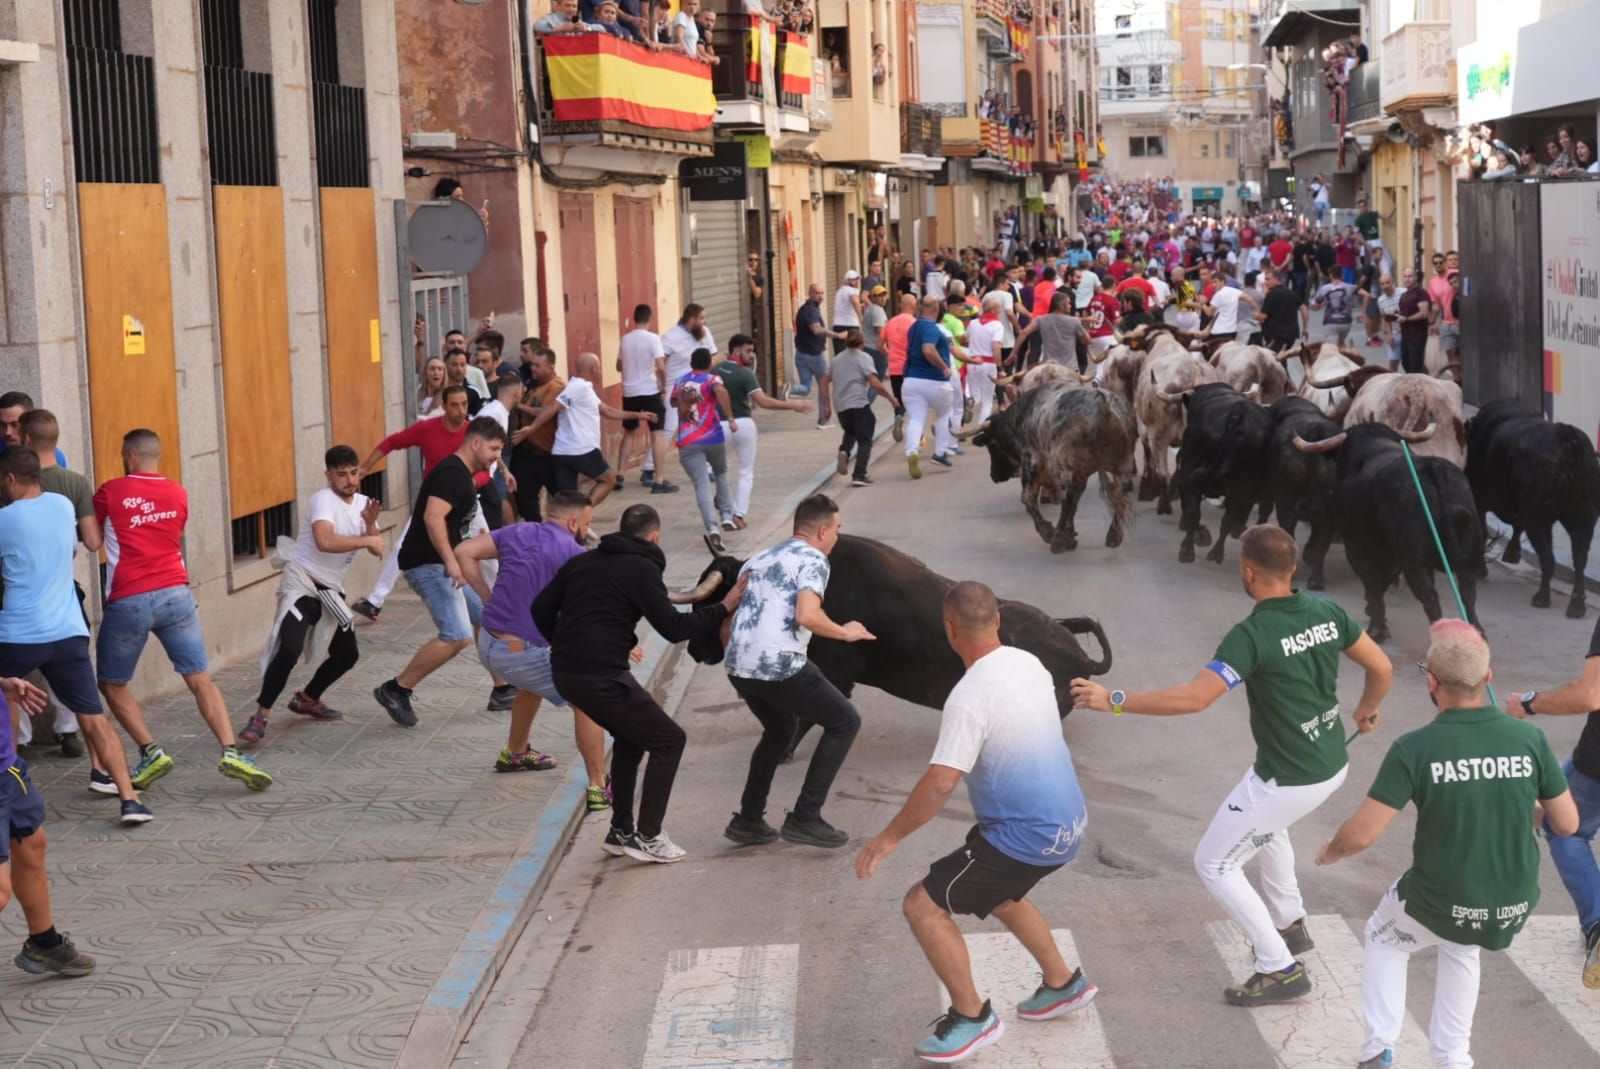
823;194;843;302
687;201;744;356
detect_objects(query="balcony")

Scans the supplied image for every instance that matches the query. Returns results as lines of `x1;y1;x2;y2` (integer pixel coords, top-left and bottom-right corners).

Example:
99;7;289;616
977;0;1009;54
900;101;944;170
977;117;1034;175
710;14;813;133
1346;60;1383;127
1261;0;1358;49
536;32;714;174
1381;20;1454;114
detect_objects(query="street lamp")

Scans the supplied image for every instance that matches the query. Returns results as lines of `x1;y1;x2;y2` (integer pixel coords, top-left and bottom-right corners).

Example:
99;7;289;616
1226;62;1267;71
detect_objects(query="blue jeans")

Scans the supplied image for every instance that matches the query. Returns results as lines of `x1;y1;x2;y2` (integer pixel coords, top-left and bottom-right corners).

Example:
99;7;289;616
96;585;209;684
1546;760;1600;934
403;564;483;643
791;350;829;396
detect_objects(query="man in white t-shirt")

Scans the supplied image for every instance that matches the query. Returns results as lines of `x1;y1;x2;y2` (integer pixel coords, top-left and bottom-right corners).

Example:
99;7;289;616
516;352;641;507
1374;273;1402;370
660;304;718;440
614;304;678;494
856;582;1096;1064
238;445;383;748
1205;272;1244;341
963;295;1005;426
832;269;864;355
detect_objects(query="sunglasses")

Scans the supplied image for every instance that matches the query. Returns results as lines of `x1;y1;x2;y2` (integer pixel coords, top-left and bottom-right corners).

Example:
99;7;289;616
1415;660;1431;679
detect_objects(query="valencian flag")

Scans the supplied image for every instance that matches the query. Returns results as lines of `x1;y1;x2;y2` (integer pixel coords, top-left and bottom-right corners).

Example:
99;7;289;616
544;33;715;132
1074;130;1089;182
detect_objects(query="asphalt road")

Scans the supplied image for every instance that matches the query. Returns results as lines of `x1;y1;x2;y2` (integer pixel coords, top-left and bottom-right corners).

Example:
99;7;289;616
487;441;1600;1069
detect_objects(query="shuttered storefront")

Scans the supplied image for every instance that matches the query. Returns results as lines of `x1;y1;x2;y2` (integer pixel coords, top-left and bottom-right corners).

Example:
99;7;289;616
687;200;744;356
823;194;844;303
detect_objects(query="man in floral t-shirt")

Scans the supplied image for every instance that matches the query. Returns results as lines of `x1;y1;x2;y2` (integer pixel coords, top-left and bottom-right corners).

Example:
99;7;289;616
723;495;874;849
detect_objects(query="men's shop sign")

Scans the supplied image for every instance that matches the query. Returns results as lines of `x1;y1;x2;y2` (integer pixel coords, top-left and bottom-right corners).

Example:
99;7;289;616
681;142;748;202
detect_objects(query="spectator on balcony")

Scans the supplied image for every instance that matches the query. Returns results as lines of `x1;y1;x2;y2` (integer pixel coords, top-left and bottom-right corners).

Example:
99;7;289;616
1579;138;1599;175
535;0;598;34
589;1;631;38
694;5;721;64
1481;149;1519;182
871;42;888;87
602;0;655;44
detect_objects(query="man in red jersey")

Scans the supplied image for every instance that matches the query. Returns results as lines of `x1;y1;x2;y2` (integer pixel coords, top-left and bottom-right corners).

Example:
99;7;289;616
94;429;273;793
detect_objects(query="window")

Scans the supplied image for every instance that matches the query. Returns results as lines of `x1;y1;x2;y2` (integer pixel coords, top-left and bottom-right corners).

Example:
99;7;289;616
1148;64;1165;91
1204;17;1223;38
1224;134;1236;158
1114;14;1131;38
1116;66;1133;100
1129;135;1164;157
231;501;295;561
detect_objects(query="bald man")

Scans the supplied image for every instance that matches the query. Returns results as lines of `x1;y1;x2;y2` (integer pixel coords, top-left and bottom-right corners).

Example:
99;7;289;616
517;351;647;507
857;581;1095;1063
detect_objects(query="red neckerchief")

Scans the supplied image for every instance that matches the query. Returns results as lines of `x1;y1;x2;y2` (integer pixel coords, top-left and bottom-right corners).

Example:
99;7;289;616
979;311;1000;325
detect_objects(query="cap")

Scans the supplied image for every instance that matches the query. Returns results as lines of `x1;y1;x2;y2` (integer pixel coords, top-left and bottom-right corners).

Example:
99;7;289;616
869;284;889;297
844;268;861;280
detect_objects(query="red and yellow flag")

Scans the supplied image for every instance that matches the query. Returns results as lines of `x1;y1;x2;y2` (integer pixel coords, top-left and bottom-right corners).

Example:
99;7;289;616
544;34;714;132
779;32;811;96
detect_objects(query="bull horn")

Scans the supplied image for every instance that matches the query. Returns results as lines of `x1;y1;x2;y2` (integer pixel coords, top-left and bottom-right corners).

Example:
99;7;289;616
1075;369;1096;383
1242;383;1260;400
1395;421;1439;443
1337;347;1367;361
1275;345;1303;364
1306;372;1352;390
668;572;723;605
993;372;1015;385
1435;362;1463;379
956;419;992;441
1157;385;1189;403
1293;432;1348;453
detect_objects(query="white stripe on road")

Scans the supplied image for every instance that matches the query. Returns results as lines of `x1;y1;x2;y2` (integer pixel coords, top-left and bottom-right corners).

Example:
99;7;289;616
936;930;1116;1068
642;944;798;1069
1502;915;1600;1054
1207;914;1429;1068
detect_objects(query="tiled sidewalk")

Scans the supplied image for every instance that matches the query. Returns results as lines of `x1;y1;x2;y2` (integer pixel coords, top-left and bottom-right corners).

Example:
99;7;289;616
0;413;858;1068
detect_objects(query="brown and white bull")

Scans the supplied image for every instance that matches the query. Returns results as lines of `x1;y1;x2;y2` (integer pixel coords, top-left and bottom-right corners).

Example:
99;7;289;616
1128;325;1219;513
1282;341;1367;421
1307;364;1468;467
1211;340;1290;404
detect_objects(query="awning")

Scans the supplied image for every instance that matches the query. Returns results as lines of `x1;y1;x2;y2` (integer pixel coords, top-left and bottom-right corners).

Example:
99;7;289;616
1261;0;1359;49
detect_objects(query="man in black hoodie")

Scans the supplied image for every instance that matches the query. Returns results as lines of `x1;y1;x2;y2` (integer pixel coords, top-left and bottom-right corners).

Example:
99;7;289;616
533;503;745;864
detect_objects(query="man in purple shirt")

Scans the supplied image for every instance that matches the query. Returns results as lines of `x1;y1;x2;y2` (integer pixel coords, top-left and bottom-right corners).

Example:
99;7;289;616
0;678;96;976
455;491;616;808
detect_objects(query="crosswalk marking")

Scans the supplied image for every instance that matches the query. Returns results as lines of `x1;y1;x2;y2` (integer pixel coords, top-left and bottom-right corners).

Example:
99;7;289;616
1502;916;1600;1052
642;943;798;1069
1207;914;1430;1068
936;929;1116;1068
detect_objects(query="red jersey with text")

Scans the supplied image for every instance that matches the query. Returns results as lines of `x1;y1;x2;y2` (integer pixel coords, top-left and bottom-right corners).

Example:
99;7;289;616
1085;292;1120;338
94;473;190;601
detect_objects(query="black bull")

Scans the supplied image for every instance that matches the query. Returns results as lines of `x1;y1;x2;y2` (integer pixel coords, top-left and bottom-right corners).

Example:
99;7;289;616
678;535;1112;725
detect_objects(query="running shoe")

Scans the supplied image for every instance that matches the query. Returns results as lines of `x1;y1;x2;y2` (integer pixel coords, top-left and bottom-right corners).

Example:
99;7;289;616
615;474;625;489
704;532;727;555
129;746;174;790
1279;917;1315;956
487;684;517;712
893;409;906;442
494;747;556;773
930;453;954;468
15;934;95;977
87;769;118;796
950;445;966;456
237;713;269;748
780;814;848;848
914;1000;1004;1064
586;776;613;813
837;449;850;476
1584;924;1600;990
724;812;780;845
721;518;738;532
374;679;417;727
651;481;680;495
601;826;631;856
218;748;273;791
851;476;874;487
622;831;687;864
56;732;85;759
288;693;343;720
1016;968;1098;1021
119;800;154;826
1223;962;1311;1006
908;454;923;480
728;515;747;531
1356;1050;1393;1069
351;598;381;622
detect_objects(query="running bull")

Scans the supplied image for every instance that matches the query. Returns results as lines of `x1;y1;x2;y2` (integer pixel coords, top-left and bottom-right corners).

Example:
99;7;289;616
671;534;1112;718
1292;421;1483;644
1466;398;1600;618
1265;396;1344;590
1161;381;1274;565
970;379;1137;553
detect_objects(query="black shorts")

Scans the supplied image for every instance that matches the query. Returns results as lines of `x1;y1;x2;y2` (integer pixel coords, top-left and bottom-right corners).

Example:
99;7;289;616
554;450;611;490
0;637;103;715
923;825;1062;919
621;393;665;433
0;761;45;858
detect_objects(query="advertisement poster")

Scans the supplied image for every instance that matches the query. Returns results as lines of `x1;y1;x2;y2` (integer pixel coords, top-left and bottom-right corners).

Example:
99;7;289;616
1541;182;1600;441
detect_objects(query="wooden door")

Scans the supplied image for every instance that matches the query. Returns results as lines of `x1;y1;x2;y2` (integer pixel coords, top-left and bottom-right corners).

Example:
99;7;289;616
557;192;601;379
320;188;386;460
613;195;658;332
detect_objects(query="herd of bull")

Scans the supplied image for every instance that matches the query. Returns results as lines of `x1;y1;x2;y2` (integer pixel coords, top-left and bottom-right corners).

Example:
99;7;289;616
972;323;1600;643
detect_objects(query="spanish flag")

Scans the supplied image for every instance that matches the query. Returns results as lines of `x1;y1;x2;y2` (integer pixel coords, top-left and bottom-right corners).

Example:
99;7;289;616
544;33;715;132
779;32;811;97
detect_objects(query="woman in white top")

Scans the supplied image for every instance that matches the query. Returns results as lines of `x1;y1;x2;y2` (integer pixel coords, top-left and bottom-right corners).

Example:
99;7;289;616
831;270;863;354
417;357;447;418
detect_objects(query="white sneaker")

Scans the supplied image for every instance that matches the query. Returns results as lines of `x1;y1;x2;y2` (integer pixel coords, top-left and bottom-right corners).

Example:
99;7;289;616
622;832;687;864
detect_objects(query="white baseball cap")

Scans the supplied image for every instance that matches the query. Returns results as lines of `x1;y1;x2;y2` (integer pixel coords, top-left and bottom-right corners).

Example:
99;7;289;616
844;268;860;280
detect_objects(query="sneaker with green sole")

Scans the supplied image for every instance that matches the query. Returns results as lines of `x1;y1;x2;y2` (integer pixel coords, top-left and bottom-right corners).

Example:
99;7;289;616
129;747;174;790
586;776;613;813
218;748;273;791
1224;962;1311;1006
495;747;556;772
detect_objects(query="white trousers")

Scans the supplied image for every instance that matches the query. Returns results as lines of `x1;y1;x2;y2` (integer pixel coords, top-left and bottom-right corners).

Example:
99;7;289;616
947;371;967;436
720;417;758;517
1361;881;1480;1069
368;517;409;607
1089;335;1115;382
1194;765;1348;973
901;378;955;459
15;685;79;744
966;362;997;426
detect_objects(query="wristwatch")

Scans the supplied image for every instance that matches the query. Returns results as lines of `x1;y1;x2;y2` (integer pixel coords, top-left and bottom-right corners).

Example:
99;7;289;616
1521;690;1540;716
1110;689;1127;716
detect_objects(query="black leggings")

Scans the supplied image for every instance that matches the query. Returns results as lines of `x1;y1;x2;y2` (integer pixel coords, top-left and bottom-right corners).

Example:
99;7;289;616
730;662;861;822
255;596;359;709
837;406;877;479
1400;332;1428;374
553;669;686;839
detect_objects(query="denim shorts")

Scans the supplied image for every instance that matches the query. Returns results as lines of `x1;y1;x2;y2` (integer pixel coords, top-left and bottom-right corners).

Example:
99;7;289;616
0;637;103;714
404;563;483;643
476;631;566;705
794;350;830;386
96;585;210;684
0;762;46;860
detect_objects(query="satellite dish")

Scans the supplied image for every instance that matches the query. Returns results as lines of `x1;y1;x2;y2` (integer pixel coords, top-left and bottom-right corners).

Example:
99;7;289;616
407;198;488;275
